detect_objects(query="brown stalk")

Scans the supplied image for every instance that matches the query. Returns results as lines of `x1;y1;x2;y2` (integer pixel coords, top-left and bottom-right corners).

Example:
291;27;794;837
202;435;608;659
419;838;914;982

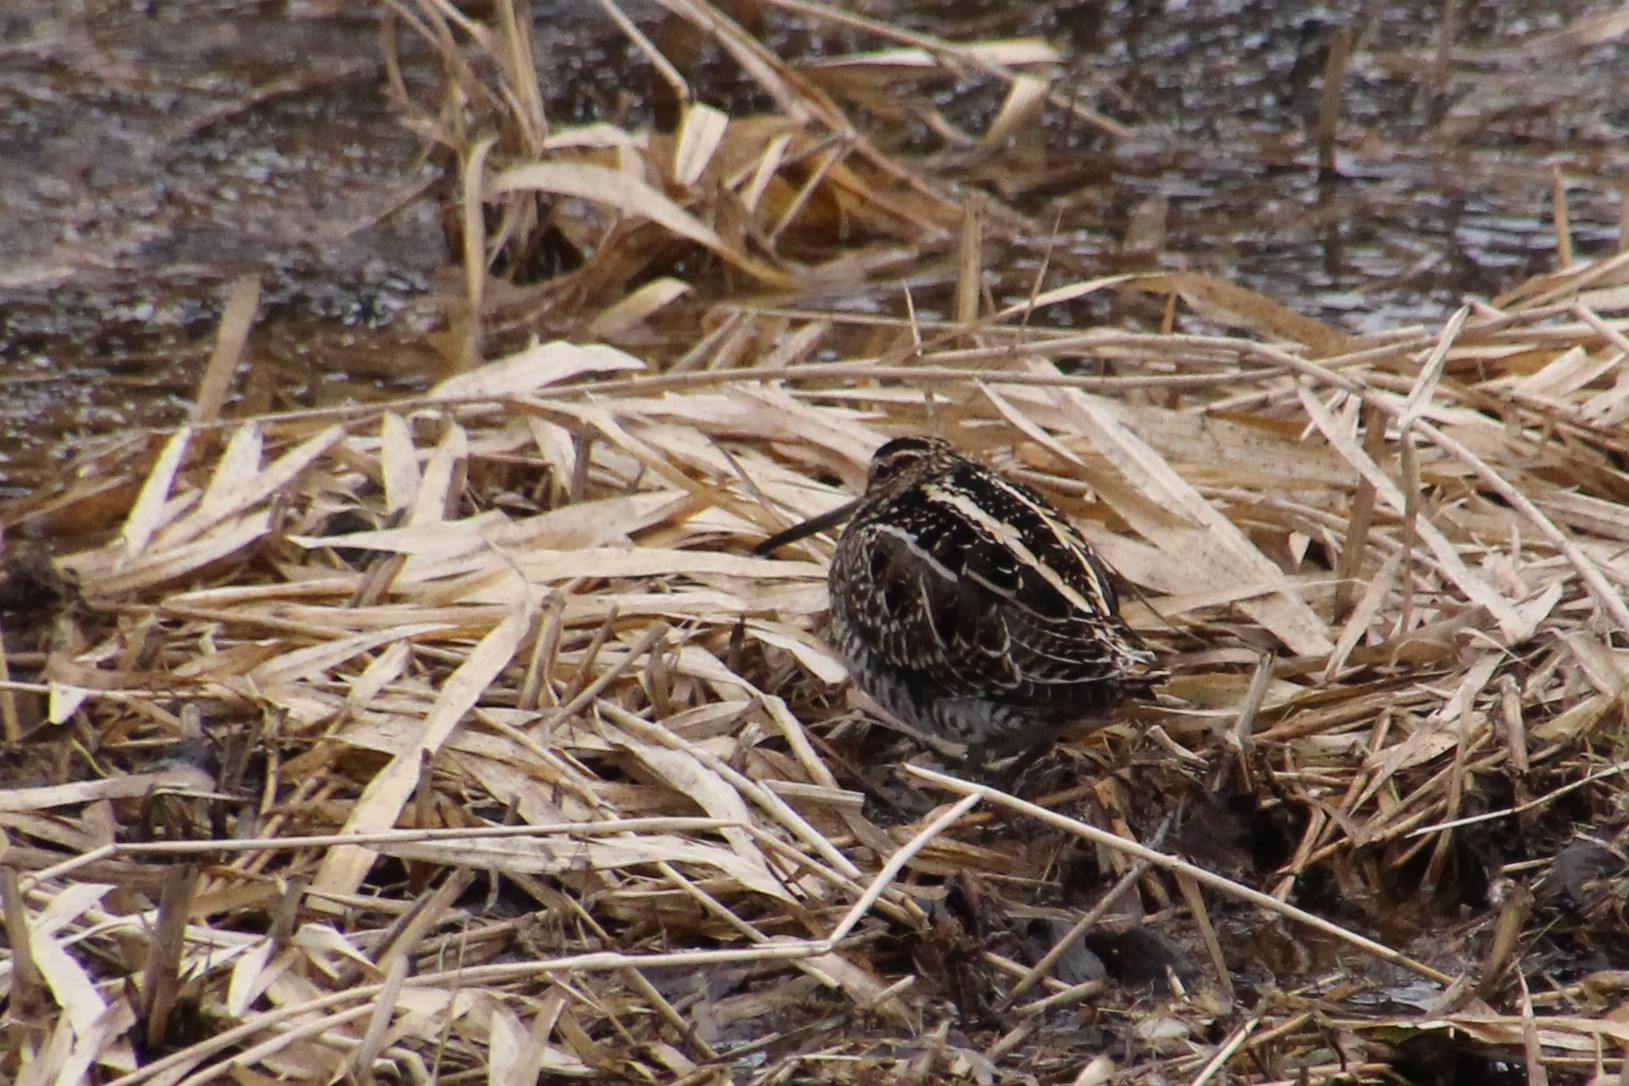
141;865;201;1051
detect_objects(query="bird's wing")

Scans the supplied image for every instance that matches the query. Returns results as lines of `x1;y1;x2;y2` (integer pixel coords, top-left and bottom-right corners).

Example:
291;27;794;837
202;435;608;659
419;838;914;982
837;518;1022;697
838;472;1160;706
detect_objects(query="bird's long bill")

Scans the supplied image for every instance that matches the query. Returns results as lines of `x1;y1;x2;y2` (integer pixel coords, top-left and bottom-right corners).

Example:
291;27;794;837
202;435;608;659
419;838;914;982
752;498;862;556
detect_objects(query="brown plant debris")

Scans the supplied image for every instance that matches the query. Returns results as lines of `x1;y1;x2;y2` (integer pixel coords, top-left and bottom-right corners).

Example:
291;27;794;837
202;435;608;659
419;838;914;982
7;2;1629;1084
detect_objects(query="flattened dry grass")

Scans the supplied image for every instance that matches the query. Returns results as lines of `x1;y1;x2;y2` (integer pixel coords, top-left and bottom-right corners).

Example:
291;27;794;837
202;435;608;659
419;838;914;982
6;2;1629;1083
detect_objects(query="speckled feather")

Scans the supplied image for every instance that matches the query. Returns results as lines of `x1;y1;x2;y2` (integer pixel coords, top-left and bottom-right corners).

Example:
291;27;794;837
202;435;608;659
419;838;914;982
827;436;1165;751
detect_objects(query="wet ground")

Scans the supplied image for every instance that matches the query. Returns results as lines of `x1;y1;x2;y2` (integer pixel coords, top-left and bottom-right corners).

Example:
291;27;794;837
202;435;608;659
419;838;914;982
1;0;1625;497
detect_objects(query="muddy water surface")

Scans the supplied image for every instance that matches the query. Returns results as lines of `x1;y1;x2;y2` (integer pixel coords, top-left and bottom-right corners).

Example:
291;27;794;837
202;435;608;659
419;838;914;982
1;0;1624;497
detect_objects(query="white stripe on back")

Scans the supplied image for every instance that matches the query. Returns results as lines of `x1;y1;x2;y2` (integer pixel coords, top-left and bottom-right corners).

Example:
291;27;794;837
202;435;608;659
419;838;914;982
922;483;1100;615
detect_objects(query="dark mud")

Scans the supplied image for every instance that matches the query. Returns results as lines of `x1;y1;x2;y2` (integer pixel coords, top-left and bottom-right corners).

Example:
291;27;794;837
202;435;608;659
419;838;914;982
2;0;1623;494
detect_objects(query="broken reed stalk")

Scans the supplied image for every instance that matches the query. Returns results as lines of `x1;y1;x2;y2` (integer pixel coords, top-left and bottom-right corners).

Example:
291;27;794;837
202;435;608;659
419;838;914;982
1620;182;1628;253
192;274;259;426
956;194;986;329
0;623;17;744
1176;870;1235;1004
1430;0;1457;122
141;865;201;1051
1554;168;1573;268
1315;25;1351;174
0;862;39;1022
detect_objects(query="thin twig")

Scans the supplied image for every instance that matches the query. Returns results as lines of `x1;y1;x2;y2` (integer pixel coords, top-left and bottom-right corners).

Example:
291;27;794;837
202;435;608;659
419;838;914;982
904;766;1457;986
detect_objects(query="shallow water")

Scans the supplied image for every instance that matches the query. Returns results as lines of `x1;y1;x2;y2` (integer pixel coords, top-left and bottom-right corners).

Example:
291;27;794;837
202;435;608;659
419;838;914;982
890;0;1627;331
1;0;1623;496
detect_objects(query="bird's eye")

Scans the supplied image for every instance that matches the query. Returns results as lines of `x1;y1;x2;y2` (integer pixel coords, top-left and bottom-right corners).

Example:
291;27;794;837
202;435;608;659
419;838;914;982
867;436;945;490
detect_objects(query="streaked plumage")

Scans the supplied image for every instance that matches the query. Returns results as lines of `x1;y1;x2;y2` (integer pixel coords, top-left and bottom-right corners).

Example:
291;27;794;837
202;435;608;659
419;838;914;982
762;436;1165;754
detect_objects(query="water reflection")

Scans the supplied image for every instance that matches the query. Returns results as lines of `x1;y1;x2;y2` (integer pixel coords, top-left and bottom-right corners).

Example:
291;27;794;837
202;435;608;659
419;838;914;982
0;0;1623;494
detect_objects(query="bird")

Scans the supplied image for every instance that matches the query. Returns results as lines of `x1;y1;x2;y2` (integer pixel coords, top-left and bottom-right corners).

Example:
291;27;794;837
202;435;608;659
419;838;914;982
755;436;1165;756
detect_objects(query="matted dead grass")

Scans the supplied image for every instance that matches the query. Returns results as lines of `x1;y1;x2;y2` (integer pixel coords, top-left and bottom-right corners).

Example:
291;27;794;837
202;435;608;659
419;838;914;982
6;2;1629;1083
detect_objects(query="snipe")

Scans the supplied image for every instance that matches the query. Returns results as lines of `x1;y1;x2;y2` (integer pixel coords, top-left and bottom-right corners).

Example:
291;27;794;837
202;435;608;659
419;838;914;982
756;436;1165;755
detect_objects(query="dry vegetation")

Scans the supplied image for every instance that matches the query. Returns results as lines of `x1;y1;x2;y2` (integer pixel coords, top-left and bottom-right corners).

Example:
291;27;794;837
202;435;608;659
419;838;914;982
5;1;1629;1083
